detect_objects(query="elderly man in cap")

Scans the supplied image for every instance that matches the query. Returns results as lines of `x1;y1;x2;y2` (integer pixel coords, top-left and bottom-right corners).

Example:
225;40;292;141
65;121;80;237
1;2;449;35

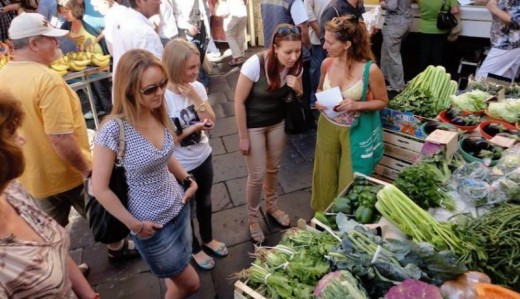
0;13;139;265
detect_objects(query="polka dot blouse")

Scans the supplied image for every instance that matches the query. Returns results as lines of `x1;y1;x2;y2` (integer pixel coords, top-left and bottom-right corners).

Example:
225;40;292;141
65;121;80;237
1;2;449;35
94;119;185;225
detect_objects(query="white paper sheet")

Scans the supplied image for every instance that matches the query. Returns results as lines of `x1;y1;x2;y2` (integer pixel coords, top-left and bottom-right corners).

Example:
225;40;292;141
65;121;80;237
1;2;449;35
316;87;344;119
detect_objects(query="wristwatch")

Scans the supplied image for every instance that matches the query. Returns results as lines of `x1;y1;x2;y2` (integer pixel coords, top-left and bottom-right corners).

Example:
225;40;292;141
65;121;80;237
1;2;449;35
181;174;195;189
194;102;207;112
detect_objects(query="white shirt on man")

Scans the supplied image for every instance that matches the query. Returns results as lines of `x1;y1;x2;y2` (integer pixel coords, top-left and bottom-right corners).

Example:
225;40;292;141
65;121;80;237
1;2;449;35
304;0;331;45
104;3;129;55
156;0;179;40
111;8;163;72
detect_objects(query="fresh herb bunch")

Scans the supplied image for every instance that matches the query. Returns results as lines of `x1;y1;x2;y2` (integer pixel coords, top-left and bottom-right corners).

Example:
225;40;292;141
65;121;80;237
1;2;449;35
394;163;455;211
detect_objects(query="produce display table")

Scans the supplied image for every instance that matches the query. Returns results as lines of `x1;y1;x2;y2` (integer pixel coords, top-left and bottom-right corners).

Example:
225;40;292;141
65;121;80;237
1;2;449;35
64;65;111;129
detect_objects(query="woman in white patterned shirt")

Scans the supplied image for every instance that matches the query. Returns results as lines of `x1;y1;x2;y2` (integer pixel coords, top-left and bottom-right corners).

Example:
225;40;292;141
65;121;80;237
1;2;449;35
0;91;97;298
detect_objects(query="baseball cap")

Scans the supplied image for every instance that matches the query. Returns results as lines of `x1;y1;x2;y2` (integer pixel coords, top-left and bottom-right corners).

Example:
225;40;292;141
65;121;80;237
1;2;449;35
9;13;69;40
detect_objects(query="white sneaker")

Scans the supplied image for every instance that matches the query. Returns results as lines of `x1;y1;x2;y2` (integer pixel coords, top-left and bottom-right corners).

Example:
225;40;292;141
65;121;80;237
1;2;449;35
83;111;94;120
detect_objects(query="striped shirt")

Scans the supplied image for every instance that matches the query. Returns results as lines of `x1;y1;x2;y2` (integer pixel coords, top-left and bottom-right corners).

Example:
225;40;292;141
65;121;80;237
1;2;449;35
0;181;75;299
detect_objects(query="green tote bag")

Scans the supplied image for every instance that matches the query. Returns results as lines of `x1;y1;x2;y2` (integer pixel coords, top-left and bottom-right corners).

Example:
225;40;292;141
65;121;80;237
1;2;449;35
349;60;384;175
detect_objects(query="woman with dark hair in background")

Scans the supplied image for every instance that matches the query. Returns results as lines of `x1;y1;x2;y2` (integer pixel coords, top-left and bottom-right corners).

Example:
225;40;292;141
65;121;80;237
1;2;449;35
0;92;98;298
417;0;459;72
59;0;112;118
234;24;304;243
312;15;388;212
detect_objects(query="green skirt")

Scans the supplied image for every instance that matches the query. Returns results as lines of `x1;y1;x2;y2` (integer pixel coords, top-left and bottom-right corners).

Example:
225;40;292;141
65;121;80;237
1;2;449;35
311;114;354;212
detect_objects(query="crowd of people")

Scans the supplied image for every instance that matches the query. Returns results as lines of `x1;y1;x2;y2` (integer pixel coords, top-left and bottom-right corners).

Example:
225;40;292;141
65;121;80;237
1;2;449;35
0;0;519;298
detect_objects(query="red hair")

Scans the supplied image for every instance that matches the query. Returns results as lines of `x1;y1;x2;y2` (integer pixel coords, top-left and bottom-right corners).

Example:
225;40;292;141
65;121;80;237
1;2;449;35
266;24;303;91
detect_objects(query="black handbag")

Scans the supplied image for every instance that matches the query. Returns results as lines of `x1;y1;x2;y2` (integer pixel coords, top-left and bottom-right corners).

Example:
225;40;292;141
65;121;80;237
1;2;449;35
84;118;130;244
437;0;458;30
284;90;308;135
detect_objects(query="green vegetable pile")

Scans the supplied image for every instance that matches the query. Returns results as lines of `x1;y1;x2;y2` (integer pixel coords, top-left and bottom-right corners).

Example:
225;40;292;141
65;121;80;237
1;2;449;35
467;77;520;97
328;216;467;298
389;65;458;118
314;176;383;229
456;204;520;291
450;90;489;112
234;228;339;299
314;270;368;299
487;99;520;123
394;163;455;211
375;184;483;265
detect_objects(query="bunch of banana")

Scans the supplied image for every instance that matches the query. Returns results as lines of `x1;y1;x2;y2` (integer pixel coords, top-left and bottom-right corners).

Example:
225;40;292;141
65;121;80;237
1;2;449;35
49;62;68;76
90;53;111;67
67;52;90;72
0;54;10;70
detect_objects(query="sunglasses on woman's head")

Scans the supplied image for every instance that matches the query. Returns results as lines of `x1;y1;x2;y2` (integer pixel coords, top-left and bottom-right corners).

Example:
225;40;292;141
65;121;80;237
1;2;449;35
275;26;301;37
331;15;359;27
140;78;168;95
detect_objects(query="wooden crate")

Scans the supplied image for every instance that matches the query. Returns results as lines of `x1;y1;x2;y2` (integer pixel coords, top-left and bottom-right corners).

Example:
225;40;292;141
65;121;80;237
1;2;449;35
374;130;425;181
234;281;266;299
310;173;389;232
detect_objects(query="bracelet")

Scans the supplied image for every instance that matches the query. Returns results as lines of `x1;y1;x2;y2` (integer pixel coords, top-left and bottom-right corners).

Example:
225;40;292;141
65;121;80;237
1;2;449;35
133;222;144;235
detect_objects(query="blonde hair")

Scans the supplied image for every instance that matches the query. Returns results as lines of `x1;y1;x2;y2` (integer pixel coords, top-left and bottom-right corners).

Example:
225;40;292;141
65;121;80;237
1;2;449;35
110;49;173;133
58;0;85;19
163;38;200;84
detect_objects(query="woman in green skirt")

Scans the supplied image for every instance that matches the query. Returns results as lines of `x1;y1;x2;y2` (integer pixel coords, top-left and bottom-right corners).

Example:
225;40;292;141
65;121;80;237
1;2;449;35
312;15;388;212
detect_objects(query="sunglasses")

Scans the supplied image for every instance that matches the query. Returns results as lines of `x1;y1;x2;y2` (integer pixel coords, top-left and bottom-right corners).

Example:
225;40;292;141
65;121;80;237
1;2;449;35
331;15;359;27
275;26;301;37
140;78;168;95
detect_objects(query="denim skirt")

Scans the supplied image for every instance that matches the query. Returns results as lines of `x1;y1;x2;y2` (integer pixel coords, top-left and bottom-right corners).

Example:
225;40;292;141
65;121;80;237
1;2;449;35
132;205;192;278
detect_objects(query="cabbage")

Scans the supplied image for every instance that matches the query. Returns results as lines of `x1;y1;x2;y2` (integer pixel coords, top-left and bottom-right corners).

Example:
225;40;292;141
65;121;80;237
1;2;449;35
450;90;489;112
385;279;442;299
487;99;520;123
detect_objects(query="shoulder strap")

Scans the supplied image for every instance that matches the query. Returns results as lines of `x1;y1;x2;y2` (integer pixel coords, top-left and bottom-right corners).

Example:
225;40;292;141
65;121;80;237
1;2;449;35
361;60;372;102
257;52;265;74
440;0;448;12
114;118;126;166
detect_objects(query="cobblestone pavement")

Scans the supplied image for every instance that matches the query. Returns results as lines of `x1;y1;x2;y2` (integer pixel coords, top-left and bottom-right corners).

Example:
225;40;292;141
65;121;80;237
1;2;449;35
69;47;317;299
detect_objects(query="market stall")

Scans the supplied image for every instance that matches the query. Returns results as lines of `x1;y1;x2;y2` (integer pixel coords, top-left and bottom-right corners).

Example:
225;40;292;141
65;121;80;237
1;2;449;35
64;65;112;129
233;67;520;298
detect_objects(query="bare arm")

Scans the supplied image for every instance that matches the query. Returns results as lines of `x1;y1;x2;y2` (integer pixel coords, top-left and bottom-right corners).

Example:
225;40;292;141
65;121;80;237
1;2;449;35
234;74;254;155
353;64;389;112
487;0;512;24
67;256;97;299
47;133;91;178
298;22;312;49
166;156;198;204
314;58;329;112
308;20;321;40
450;4;460;15
91;145;163;238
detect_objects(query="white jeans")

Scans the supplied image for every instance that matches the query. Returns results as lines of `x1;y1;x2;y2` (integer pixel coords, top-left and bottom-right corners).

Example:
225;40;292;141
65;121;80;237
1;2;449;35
476;47;520;80
381;21;412;91
224;16;247;59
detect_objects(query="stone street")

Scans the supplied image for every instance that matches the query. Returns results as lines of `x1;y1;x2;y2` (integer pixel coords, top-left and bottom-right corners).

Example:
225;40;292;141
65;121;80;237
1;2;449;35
70;47;317;298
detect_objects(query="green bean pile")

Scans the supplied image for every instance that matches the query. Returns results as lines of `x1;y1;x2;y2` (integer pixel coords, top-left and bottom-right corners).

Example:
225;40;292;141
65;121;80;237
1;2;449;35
464;204;520;291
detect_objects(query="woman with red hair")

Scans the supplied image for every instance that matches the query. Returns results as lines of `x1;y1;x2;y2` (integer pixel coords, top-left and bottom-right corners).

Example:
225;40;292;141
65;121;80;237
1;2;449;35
234;24;303;243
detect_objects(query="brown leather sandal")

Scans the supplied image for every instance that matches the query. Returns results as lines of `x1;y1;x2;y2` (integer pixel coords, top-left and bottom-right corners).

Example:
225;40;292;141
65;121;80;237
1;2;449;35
267;209;290;227
249;222;265;243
